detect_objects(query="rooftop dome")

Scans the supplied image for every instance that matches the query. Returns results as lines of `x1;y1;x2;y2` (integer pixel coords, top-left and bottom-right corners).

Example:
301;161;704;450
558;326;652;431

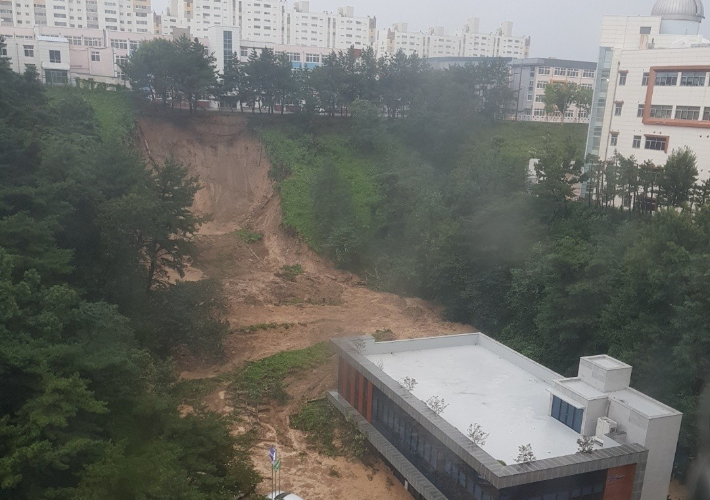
652;0;705;22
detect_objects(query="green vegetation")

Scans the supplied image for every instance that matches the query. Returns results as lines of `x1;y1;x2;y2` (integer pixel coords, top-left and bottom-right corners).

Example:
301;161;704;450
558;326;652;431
260;86;710;475
290;400;369;460
373;329;396;342
235;322;303;333
233;343;332;405
277;263;305;281
235;228;264;243
0;40;259;499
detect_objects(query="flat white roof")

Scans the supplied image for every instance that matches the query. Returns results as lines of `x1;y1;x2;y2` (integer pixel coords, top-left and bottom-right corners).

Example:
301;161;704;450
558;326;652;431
610;388;675;418
557;378;606;399
584;355;630;370
367;344;583;464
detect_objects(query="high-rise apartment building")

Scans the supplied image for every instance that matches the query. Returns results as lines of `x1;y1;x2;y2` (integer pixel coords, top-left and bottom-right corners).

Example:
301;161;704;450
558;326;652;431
584;0;710;193
375;18;529;59
159;0;235;36
0;0;153;33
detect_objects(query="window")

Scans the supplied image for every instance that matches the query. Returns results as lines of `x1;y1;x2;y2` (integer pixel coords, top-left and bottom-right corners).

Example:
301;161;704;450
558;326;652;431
642;72;649;85
580;83;593;90
0;46;7;56
49;50;61;63
632;135;641;148
23;45;34;57
286;52;300;62
614;102;623;116
675;106;701;120
638;104;645;117
649;105;673;118
240;48;248;57
610;133;618;146
110;39;128;49
535;94;545;102
534;108;545;117
305;53;319;63
129;40;139;51
680;71;706;86
618;72;627;85
640;26;652;34
527;93;533;101
536;80;547;89
703;107;710;121
91;50;100;61
645;136;667;151
567;68;579;77
44;68;68;84
655;71;678;86
84;37;101;46
578;109;589;119
554;67;565;76
551;395;583;433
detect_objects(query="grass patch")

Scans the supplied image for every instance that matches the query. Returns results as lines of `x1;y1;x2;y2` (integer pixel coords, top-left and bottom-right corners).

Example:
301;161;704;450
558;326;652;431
46;87;135;141
235;322;303;333
259;128;382;252
290;399;369;460
172;377;226;406
277;264;304;281
373;329;395;342
235;228;263;244
233;343;331;405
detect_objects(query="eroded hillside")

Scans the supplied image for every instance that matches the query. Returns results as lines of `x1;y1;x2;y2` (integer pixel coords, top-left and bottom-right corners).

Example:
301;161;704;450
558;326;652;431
136;113;470;499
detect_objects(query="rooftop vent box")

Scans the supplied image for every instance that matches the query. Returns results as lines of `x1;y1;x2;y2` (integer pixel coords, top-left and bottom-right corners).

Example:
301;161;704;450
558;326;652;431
596;416;618;438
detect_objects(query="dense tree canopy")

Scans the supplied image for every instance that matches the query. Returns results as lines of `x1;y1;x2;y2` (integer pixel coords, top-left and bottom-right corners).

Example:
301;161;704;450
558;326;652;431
0;38;258;499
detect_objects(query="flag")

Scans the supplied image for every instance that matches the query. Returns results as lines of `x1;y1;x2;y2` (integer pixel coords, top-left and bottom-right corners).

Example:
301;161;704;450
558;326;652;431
273;459;281;471
269;446;277;465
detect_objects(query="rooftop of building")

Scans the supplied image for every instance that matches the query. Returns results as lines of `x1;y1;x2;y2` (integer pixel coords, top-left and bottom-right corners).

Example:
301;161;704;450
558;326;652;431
366;343;583;463
508;57;597;69
652;0;705;22
334;333;679;465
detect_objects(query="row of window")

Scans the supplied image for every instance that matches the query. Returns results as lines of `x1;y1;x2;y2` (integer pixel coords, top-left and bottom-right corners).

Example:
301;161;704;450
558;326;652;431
373;390;497;500
634;103;710;121
537;67;595;79
610;133;667;152
620;70;709;87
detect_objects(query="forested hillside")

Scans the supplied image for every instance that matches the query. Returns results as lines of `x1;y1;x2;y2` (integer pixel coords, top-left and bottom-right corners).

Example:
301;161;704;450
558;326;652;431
0;47;260;498
260;105;709;472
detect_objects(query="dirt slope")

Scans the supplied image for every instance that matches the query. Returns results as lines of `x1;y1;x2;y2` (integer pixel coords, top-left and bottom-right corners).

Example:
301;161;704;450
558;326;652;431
136;113;471;499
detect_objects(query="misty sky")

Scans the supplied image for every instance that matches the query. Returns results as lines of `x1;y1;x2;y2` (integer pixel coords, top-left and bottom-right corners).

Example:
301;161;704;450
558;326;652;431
152;0;710;61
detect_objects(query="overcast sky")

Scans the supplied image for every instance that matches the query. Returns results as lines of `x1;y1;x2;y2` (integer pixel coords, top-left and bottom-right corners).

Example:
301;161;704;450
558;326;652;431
153;0;710;61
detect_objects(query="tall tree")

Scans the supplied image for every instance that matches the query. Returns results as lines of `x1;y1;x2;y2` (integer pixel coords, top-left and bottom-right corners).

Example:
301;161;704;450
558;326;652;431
543;82;586;123
661;147;699;209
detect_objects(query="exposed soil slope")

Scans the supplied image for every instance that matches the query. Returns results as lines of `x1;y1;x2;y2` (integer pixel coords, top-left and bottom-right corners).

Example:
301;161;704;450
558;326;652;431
136;113;471;499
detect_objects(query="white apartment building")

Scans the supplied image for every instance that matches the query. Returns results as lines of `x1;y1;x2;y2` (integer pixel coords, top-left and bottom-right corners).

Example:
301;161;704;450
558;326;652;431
0;24;240;83
375;18;529;59
510;58;597;123
584;0;710;190
159;0;235;36
0;0;153;33
460;18;529;58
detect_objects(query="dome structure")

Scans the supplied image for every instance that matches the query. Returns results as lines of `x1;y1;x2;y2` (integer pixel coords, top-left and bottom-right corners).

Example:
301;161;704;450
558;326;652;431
651;0;705;22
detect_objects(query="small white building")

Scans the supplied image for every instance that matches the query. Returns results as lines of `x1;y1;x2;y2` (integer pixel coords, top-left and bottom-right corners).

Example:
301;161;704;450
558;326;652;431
584;0;710;191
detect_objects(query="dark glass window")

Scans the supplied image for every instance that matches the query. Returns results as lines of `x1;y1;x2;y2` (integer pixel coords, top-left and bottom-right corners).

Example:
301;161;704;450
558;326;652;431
551;396;583;433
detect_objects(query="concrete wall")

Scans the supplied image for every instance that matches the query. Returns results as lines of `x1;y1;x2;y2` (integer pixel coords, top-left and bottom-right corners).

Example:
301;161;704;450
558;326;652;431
579;358;632;393
638;414;682;500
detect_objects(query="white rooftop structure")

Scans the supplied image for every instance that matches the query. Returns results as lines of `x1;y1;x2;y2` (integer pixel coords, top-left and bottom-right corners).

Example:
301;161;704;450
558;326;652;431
350;333;681;500
367;344;582;463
